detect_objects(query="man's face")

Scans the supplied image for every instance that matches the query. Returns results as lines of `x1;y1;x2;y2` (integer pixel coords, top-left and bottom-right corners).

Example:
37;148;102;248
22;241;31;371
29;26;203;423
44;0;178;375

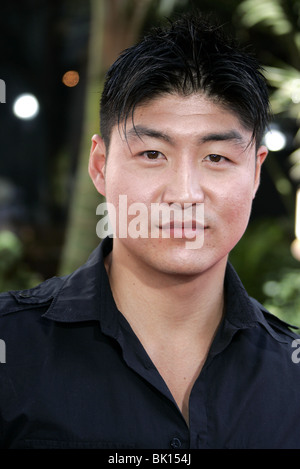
90;93;267;277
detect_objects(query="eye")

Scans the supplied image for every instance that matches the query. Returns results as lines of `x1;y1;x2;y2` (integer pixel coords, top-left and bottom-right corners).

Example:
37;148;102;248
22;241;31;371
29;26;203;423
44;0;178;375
141;150;164;160
204;154;227;163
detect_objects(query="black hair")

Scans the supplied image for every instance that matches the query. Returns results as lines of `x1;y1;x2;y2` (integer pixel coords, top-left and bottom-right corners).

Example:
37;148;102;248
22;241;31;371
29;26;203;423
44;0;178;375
100;12;270;148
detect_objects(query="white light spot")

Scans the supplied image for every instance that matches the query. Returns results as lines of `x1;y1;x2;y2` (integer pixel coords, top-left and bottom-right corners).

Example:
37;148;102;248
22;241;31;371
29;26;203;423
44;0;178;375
13;93;39;119
264;129;286;152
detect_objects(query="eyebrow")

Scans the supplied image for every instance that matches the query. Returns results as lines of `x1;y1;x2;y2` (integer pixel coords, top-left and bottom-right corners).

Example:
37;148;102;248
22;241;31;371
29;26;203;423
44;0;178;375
126;125;173;143
199;130;245;145
126;125;246;147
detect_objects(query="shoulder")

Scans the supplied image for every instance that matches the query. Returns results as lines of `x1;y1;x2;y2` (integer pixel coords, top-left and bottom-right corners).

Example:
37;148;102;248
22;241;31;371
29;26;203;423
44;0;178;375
0;276;66;317
248;297;300;373
0;242;108;324
250;296;300;341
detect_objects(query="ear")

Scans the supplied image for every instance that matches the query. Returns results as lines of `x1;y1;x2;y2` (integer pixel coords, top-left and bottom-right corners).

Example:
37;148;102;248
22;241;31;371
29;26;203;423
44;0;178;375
88;134;107;196
253;145;268;198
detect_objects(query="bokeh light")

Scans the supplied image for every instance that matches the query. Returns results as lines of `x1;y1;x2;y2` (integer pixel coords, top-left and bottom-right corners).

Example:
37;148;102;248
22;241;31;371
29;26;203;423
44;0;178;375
13;93;39;120
62;70;80;87
264;129;287;152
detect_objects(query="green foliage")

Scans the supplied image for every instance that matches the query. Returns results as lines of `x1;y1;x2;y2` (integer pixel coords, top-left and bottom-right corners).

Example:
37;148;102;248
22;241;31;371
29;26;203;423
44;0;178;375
0;230;42;292
233;0;300;326
263;65;300;116
230;218;300;327
237;0;293;35
237;2;300;129
237;0;300;180
263;269;300;327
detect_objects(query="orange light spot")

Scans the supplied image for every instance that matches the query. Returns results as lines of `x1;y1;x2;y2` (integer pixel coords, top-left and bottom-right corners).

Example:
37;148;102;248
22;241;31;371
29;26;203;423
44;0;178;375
62;70;80;87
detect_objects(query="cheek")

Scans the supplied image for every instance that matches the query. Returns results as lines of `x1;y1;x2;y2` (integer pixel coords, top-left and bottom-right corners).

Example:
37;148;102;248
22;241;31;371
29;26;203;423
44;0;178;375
222;180;255;230
106;167;160;206
104;166;131;204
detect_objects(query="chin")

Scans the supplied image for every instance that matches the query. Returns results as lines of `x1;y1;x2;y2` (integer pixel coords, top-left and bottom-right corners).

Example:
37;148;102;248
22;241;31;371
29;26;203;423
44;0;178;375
148;249;212;277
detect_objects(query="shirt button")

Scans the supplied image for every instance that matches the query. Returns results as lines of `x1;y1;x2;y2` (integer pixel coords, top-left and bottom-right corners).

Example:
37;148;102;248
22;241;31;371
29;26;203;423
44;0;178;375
170;437;182;449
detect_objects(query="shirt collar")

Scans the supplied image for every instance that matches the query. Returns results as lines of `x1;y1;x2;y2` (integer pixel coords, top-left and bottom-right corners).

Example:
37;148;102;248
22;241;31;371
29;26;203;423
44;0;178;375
43;237;289;344
43;237;115;326
219;260;292;346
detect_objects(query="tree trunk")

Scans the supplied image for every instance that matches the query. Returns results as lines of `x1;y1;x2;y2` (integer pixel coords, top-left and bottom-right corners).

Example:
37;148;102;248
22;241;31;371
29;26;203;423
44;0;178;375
59;0;153;275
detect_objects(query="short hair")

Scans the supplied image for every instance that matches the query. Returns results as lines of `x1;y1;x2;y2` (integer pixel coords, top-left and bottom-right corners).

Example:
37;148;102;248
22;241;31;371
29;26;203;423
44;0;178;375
100;12;270;148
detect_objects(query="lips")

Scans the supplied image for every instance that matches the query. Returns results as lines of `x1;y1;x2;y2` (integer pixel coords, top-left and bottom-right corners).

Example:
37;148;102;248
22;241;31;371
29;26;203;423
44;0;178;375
149;202;206;239
158;220;206;240
159;220;205;230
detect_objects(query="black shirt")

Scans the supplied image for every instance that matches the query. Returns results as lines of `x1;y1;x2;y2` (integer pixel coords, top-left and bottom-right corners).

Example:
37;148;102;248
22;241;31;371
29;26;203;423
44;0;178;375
1;237;300;449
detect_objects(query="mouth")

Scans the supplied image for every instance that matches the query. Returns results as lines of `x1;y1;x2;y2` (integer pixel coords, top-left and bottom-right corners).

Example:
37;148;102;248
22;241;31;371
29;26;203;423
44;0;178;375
158;220;206;239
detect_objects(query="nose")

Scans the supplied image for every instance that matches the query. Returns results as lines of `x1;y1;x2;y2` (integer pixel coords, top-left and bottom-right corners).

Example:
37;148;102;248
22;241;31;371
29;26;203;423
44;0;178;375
161;157;205;206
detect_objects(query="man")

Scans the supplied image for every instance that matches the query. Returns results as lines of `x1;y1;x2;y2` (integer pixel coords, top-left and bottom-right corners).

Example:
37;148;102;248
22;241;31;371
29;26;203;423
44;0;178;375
1;13;300;450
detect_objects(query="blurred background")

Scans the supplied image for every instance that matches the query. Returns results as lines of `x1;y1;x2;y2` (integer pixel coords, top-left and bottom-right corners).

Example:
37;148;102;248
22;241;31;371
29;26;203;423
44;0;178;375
0;0;299;324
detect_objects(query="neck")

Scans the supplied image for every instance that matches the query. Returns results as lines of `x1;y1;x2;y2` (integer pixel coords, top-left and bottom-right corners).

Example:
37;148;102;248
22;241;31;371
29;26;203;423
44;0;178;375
105;246;226;343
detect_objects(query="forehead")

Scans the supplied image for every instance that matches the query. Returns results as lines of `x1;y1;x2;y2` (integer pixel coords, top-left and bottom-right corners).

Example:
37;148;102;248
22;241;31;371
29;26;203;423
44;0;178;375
117;93;253;149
